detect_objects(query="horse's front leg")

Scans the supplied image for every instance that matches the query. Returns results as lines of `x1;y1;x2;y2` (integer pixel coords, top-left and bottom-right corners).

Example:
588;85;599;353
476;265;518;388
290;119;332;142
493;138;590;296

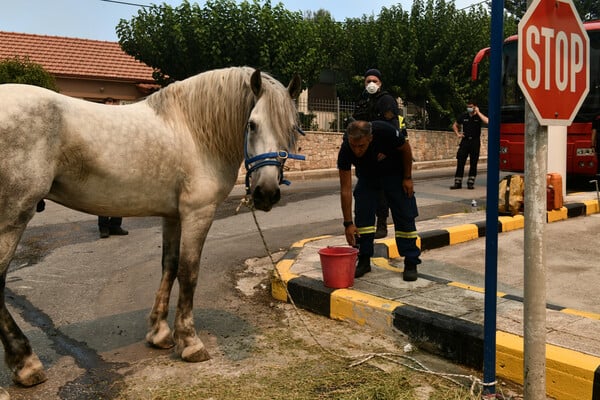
146;218;180;349
0;225;47;387
172;208;215;362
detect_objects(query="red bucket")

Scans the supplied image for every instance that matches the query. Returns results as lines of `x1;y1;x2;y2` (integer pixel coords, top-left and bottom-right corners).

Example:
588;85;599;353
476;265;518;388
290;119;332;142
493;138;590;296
318;246;359;289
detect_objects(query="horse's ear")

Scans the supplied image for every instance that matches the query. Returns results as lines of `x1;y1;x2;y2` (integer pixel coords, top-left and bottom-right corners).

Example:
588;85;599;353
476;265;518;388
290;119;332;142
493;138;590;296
287;74;302;99
250;69;262;97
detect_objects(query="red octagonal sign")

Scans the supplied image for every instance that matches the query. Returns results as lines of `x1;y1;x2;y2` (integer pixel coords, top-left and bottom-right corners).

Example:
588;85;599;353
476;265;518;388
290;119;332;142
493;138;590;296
518;0;589;126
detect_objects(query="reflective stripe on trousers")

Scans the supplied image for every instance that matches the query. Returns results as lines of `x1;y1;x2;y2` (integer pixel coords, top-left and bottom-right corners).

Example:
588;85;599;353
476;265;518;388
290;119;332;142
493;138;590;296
353;176;421;266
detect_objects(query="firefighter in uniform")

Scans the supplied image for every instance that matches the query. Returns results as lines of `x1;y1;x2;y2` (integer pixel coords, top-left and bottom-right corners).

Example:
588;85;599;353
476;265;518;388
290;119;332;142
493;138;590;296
450;100;488;190
398;114;408;139
352;68;400;238
337;120;421;281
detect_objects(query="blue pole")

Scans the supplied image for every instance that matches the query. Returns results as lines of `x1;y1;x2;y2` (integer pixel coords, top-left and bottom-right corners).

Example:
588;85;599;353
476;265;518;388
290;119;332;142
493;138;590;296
484;0;504;395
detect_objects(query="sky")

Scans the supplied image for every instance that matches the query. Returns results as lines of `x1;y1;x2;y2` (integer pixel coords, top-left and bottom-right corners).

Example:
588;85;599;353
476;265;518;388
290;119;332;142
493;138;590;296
1;0;486;42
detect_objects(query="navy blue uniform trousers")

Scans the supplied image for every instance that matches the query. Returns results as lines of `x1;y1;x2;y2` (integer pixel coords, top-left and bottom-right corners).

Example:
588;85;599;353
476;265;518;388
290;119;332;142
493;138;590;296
353;175;421;266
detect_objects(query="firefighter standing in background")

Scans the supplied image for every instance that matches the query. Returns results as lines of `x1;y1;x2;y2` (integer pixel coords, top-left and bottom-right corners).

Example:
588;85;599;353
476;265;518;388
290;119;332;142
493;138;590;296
450;100;489;190
398;114;408;139
352;68;399;238
338;120;421;281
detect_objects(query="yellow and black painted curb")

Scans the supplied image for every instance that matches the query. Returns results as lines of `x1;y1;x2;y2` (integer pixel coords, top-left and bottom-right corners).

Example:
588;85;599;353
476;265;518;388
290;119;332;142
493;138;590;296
412;199;600;252
272;200;600;400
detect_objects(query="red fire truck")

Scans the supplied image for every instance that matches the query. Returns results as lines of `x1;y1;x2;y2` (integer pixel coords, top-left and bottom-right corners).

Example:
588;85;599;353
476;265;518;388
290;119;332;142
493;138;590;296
471;20;600;176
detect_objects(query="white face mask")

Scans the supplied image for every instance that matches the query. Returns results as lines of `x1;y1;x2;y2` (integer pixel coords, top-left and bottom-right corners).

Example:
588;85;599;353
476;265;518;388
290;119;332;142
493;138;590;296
366;82;380;95
467;107;474;113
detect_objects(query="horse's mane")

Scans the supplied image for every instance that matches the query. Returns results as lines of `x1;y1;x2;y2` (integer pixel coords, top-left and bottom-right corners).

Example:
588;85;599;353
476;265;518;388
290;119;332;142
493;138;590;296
146;67;298;166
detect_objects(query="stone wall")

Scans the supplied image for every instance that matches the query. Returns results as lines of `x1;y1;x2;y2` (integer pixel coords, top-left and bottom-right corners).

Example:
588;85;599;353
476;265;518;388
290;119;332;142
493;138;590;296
284;128;489;171
238;128;488;179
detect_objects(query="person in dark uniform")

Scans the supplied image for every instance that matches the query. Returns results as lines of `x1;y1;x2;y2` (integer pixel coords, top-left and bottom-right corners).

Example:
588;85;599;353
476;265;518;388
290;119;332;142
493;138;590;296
450;100;489;190
353;68;399;128
98;216;128;238
337;120;421;281
352;68;400;238
98;97;128;239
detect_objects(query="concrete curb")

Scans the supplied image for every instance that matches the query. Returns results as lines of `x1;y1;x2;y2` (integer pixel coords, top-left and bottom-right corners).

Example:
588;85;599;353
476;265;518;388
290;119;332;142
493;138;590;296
272;200;600;400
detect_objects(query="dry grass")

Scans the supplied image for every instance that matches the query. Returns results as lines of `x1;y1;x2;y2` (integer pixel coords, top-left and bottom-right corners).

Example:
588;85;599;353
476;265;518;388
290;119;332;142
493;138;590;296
118;350;491;400
114;260;525;400
122;359;470;400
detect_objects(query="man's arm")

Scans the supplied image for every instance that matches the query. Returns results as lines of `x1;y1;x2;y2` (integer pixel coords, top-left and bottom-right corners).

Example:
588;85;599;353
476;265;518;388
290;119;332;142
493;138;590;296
397;142;414;197
381;95;400;127
453;121;464;138
339;169;358;246
475;106;489;124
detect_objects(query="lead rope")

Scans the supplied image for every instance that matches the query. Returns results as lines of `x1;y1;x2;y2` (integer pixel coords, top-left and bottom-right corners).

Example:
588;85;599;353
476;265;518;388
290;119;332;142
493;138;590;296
239;198;498;398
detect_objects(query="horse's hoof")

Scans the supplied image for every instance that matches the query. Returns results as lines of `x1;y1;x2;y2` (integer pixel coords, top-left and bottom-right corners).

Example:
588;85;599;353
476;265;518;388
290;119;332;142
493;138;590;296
12;354;47;387
0;387;9;400
146;321;175;349
146;331;175;349
180;343;211;363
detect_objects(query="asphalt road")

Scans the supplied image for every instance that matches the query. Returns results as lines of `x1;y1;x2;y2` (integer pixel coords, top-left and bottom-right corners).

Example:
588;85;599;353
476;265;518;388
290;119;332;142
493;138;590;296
2;165;571;399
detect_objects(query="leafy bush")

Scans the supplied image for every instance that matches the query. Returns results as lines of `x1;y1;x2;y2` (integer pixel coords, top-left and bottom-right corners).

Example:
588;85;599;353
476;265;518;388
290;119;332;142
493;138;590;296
299;112;318;131
0;56;58;91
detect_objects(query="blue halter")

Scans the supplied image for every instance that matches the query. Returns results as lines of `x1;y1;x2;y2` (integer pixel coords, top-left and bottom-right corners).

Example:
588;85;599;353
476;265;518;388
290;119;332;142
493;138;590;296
244;125;306;194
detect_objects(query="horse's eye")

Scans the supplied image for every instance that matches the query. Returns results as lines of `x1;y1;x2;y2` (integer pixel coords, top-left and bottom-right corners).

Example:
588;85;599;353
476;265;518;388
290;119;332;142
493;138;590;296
248;121;257;132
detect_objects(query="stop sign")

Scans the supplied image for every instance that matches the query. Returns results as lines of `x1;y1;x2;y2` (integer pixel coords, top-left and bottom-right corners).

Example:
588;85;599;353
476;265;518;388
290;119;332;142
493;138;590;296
517;0;589;126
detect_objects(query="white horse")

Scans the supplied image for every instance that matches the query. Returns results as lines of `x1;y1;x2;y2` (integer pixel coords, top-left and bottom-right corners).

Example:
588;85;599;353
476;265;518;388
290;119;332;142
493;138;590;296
0;67;302;387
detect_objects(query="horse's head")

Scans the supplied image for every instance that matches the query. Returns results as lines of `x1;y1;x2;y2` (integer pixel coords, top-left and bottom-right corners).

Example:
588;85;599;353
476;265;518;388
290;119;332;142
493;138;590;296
244;69;303;211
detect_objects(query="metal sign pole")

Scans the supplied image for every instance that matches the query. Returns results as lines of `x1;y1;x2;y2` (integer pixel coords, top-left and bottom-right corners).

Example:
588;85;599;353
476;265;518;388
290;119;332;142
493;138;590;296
517;1;589;397
523;101;547;400
482;0;504;396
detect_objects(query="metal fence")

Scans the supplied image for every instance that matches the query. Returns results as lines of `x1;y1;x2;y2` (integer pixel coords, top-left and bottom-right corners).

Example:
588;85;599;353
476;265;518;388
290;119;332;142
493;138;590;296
296;97;452;132
296;97;430;132
296;98;355;132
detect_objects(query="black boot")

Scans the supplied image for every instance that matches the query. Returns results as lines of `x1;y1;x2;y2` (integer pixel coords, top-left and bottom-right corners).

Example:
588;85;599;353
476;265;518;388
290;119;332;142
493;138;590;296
355;255;371;278
99;226;110;239
467;176;475;190
403;264;418;281
109;227;129;235
374;218;387;239
450;179;462;190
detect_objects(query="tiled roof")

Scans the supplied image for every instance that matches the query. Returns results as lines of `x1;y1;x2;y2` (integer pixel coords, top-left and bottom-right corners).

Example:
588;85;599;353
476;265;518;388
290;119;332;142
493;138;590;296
0;31;155;83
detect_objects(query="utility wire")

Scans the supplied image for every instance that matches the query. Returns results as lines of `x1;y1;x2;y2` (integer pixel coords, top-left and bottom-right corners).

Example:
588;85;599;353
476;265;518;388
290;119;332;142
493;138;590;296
458;0;491;11
99;0;149;8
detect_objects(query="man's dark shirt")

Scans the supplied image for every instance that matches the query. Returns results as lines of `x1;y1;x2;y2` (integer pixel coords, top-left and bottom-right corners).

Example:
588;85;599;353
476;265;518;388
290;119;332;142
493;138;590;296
456;112;483;140
337;121;406;178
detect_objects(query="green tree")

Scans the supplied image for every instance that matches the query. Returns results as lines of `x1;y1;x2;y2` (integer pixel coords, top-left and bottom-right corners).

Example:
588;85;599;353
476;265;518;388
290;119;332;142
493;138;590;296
337;0;518;129
0;56;58;90
504;0;527;20
115;0;522;130
301;9;349;87
368;5;416;101
577;0;600;20
505;0;598;21
117;0;322;86
400;0;493;128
